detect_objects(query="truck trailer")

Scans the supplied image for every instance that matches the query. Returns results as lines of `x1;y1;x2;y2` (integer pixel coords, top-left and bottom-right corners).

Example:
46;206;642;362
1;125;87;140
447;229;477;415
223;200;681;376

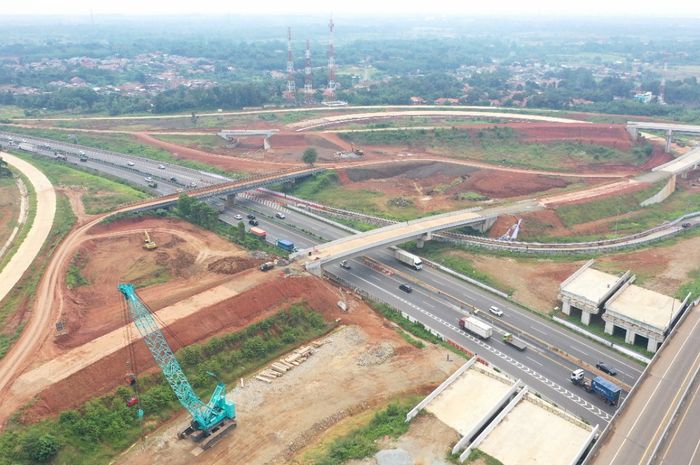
570;369;621;406
276;239;295;252
502;333;527;351
249;227;267;239
395;249;423;270
458;316;492;340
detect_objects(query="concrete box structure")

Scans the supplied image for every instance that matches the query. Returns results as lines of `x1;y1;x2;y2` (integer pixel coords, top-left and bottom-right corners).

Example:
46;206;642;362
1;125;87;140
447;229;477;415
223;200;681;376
558;260;630;325
603;282;684;353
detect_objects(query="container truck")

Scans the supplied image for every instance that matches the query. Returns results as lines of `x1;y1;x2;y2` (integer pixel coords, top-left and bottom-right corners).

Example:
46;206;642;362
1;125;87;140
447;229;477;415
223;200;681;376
395;249;423;270
502;333;527;351
249;227;267;239
570;369;621;406
276;239;295;252
458;316;492;340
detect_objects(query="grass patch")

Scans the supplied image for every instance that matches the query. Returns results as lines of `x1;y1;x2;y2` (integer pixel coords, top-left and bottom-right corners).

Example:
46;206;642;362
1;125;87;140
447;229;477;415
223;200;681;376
403;242;514;295
0;126;243;178
65;253;88;289
555;182;666;228
311;400;415;465
11;150;148;214
0;304;331;465
341;127;645;171
677;267;700;300
463;448;505;465
273;171;435;221
0;194;76;359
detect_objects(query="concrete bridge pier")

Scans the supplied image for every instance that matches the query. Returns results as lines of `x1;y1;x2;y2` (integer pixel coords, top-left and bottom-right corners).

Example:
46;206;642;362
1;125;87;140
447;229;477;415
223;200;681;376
263;136;271;151
665;129;673;153
627;126;639;140
416;231;433;249
225;193;236;207
471;217;497;233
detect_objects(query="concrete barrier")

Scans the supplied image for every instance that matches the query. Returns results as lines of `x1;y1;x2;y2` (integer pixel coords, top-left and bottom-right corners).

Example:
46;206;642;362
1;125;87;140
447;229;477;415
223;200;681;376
405;357;476;422
640;175;676;207
570;425;600;465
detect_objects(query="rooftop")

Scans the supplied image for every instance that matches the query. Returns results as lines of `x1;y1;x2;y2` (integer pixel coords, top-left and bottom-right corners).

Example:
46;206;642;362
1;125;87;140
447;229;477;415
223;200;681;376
606;284;682;331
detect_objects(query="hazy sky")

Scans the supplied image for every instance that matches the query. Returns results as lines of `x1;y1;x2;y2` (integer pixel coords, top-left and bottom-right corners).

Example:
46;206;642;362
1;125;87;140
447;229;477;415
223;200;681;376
3;0;700;16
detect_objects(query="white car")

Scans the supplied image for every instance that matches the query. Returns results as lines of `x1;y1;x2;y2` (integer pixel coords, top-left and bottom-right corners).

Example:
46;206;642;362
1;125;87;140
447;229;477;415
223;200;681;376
158;164;166;169
144;176;153;182
275;212;286;219
127;161;135;166
489;306;504;317
234;214;243;220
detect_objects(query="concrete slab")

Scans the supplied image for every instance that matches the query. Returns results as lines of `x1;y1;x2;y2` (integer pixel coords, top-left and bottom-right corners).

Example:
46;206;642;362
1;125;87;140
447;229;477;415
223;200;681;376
562;268;622;305
426;366;512;436
479;394;592;465
606;284;682;331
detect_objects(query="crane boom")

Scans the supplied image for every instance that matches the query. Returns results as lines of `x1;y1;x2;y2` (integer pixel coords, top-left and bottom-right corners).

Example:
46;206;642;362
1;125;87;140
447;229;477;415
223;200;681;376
118;284;235;439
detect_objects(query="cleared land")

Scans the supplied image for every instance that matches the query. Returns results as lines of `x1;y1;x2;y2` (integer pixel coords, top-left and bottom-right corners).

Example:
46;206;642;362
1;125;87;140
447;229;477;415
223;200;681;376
0;176;21;260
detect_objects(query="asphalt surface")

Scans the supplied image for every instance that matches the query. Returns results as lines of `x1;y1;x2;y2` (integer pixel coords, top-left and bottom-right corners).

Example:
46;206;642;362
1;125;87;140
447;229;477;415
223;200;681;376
224;195;646;425
591;305;700;465
0;131;228;194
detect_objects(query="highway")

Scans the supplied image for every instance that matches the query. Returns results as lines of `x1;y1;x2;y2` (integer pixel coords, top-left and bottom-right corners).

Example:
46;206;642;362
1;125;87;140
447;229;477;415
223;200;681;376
0;131;228;194
223;195;645;425
590;305;700;465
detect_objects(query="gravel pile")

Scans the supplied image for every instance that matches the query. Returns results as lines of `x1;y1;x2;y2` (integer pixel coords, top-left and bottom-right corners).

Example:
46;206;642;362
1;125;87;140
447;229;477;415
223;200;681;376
376;448;413;465
356;342;395;366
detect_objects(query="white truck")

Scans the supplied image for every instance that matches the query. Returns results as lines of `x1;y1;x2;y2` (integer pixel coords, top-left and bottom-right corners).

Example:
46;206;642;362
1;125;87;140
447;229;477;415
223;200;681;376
458;316;493;340
395;249;423;270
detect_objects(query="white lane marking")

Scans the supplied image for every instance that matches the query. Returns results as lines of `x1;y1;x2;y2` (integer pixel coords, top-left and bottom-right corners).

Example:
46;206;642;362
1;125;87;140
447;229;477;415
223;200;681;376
527;356;544;367
530;326;548;335
350;273;612;423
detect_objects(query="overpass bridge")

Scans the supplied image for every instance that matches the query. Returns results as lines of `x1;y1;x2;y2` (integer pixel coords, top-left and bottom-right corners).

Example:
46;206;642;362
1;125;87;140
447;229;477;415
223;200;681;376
120;167;323;213
627;121;700;153
218;129;279;150
293;200;541;272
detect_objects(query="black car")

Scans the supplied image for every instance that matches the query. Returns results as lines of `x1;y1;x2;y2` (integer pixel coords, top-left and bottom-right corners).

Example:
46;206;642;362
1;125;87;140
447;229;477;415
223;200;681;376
246;214;256;220
399;283;413;293
249;219;259;226
259;262;274;271
596;362;617;376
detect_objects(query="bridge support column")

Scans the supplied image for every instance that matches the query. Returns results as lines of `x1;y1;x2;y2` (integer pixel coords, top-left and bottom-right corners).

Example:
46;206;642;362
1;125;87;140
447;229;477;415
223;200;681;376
561;300;571;315
627;126;639;140
225;193;236;208
263;136;271;151
604;320;614;335
416;231;433;249
581;311;591;326
472;217;497;233
665;129;673;153
625;329;636;345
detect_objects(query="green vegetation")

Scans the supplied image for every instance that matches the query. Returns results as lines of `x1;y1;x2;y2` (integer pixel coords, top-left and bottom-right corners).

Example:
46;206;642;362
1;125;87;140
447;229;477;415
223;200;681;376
175;194;281;255
556;182;665;228
0;305;330;465
65;253;88;289
12;150;148;214
368;300;442;345
0;157;12;177
463;449;505;465
1;126;242;178
312;401;415;465
677;267;700;301
151;133;228;152
274;171;428;221
0;172;37;273
341;127;643;171
302;147;318;166
0;194;76;359
403;242;514;295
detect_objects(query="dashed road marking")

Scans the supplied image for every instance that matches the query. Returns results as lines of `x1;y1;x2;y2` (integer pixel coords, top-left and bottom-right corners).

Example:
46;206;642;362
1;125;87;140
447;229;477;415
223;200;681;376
351;273;613;423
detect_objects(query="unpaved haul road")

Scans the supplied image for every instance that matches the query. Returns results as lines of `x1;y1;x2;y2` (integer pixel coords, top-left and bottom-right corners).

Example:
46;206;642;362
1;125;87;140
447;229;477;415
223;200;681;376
0;153;56;393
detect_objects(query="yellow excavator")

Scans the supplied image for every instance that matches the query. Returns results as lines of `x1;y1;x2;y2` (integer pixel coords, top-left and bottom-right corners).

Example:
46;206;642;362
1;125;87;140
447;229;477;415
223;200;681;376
143;230;157;250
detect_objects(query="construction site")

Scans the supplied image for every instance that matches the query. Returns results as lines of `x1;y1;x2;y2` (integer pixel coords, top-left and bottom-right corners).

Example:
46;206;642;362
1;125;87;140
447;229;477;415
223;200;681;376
1;33;700;463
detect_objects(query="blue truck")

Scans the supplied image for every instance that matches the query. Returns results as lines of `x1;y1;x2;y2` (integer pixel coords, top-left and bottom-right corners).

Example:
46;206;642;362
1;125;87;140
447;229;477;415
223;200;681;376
571;369;621;406
276;239;296;253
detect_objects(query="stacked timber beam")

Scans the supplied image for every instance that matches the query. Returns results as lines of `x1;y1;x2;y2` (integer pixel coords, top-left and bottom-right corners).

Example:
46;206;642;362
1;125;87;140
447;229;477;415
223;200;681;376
255;340;327;384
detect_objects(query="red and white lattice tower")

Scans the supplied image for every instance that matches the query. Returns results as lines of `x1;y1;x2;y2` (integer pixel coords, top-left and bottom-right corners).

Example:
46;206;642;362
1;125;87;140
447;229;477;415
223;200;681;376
284;27;296;103
304;39;314;104
324;17;336;101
